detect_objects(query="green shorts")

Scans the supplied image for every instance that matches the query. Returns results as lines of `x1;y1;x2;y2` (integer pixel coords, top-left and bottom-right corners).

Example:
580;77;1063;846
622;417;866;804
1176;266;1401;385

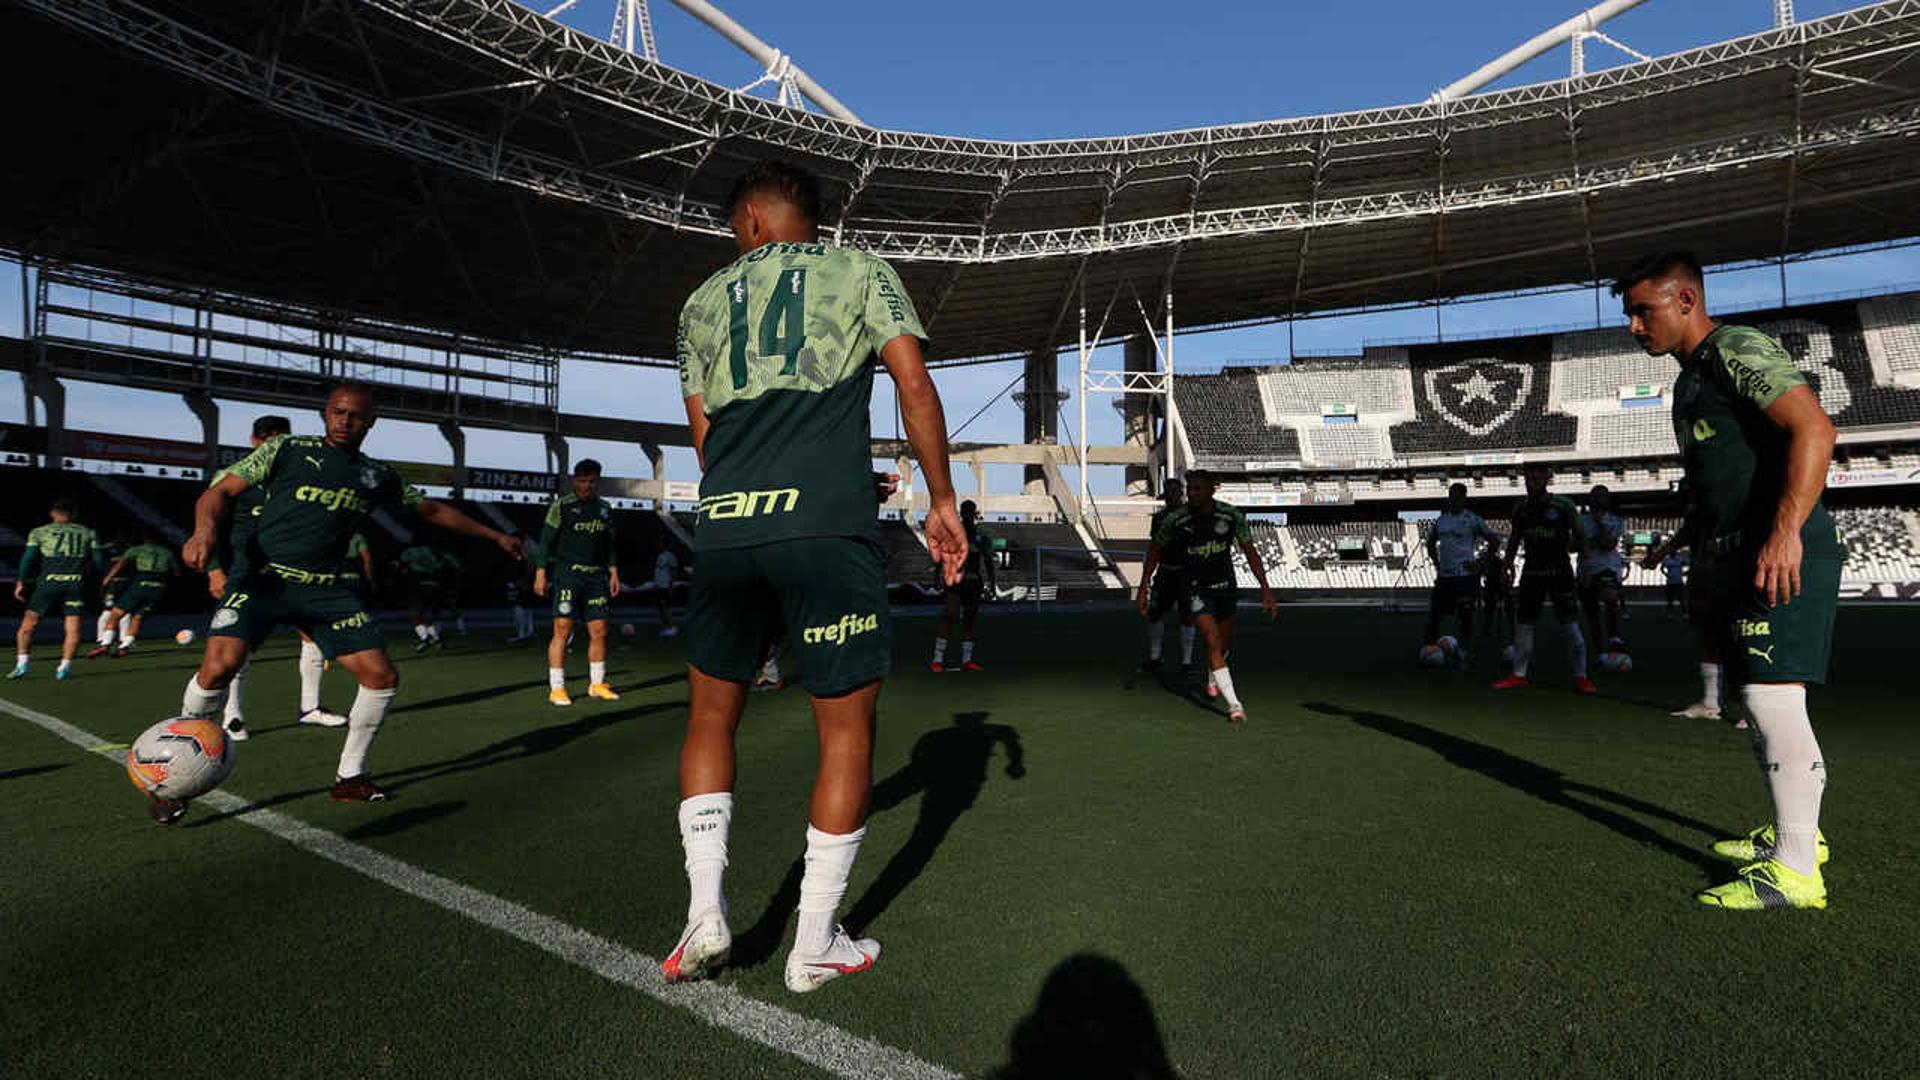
1715;553;1842;685
551;570;611;622
1146;571;1190;622
405;577;442;614
689;537;889;697
26;576;94;618
209;568;384;660
1517;572;1580;624
116;580;168;617
1185;588;1239;623
100;578;128;609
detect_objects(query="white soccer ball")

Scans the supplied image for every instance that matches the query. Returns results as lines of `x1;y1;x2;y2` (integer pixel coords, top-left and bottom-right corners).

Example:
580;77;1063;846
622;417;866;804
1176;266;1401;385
1437;635;1460;656
125;717;235;801
1598;651;1634;675
1418;643;1448;668
174;629;196;646
620;623;637;637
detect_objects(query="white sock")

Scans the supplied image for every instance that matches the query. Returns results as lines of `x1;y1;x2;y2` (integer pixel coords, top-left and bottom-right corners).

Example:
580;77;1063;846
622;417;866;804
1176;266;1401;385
225;660;249;722
118;627;136;647
678;792;733;920
761;653;781;681
96;611;112;642
1148;622;1165;661
548;667;566;691
1180;626;1196;664
1744;684;1827;876
56;659;72;675
336;685;397;780
1212;667;1242;710
14;652;28;669
299;639;325;713
931;637;947;665
961;640;975;664
796;825;866;956
1513;624;1537;677
181;673;226;719
428;623;441;641
590;660;607;685
414;624;430;641
1566;623;1588;680
1701;662;1723;708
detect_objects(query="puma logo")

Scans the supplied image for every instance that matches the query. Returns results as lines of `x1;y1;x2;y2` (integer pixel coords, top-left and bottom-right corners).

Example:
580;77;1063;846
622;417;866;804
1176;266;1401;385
305;455;323;469
1747;645;1776;665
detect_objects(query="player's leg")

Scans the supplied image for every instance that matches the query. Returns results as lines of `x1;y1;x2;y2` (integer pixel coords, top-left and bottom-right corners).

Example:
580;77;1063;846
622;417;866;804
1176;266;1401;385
546;614;575;706
585;618;618;699
1603;578;1624;647
931;592;958;671
959;589;983;670
294;630;346;727
57;613;85;678
1555;581;1593;691
11;604;44;677
118;611;144;654
1495;577;1546;687
89;606;122;657
1211;609;1248;722
326;647;399;800
1423;582;1447;644
1452;584;1478;667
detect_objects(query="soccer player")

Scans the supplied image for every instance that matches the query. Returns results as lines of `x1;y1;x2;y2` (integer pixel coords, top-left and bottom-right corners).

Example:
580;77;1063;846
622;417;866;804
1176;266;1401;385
397;541;446;652
1139;478;1196;673
90;532;179;657
92;534;128;651
207;414;349;740
506;531;538;644
1577;485;1627;654
1660;545;1689;618
1615;252;1841;908
930;500;995;673
1492;464;1596;694
535;459;622;705
173;382;522;821
1135;470;1276;724
1425;482;1503;669
10;497;105;681
662;161;965;993
435;547;467;636
1642;524;1727;723
1482;545;1515;639
652;544;681;638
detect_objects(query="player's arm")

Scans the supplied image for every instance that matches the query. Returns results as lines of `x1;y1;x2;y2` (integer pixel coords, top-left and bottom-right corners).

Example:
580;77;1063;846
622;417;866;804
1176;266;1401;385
100;555;129;587
684;397;713;473
1756;384;1838;606
14;535;40;601
187;473;252;572
413;497;523;560
879;335;965;586
1135;544;1162;617
1236;517;1277;620
534;500;561;597
359;545;378;591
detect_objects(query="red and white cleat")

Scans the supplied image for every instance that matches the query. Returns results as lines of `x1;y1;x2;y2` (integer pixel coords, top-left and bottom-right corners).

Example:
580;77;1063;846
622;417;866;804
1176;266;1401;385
784;926;879;994
1490;674;1529;691
1572;676;1599;695
661;907;730;984
1227;706;1247;726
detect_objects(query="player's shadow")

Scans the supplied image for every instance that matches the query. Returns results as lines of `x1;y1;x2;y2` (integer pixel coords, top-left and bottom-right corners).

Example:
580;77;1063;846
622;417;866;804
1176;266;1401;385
730;711;1025;967
992;953;1177;1080
342;801;465;840
1302;701;1732;876
0;763;66;781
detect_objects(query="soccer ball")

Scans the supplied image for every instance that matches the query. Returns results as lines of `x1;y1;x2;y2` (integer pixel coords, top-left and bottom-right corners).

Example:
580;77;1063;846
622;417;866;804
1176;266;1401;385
1437;635;1460;656
175;629;196;646
1598;651;1634;675
620;623;637;637
1418;643;1448;668
125;718;235;801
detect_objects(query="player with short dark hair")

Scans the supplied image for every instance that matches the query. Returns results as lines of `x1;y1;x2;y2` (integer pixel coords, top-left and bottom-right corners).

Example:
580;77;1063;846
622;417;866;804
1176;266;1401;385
1136;470;1276;724
663;160;965;993
91;531;178;657
1139;478;1196;673
1426;482;1503;669
1492;464;1596;694
930;499;994;673
174;383;522;822
10;496;105;681
536;458;622;705
1615;251;1843;909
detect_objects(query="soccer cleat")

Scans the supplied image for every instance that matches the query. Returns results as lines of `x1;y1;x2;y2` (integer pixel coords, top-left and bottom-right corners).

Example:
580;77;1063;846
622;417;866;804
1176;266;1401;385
1227;706;1247;726
86;644;112;659
661;908;731;984
5;663;25;681
784;926;880;994
55;666;73;681
587;682;620;701
329;774;389;802
1696;859;1826;910
149;797;188;826
547;687;573;707
928;661;945;674
113;646;131;658
298;708;350;729
1573;676;1598;695
412;639;433;654
1711;824;1830;867
1731;716;1750;731
223;716;249;742
753;675;784;693
1669;701;1722;720
962;661;984;672
1490;674;1529;690
1140;658;1164;673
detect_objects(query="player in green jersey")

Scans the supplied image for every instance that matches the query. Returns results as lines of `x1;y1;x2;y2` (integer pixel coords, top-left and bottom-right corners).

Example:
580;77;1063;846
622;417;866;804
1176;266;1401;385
929;500;996;673
1136;470;1275;724
397;541;448;652
1138;479;1197;673
91;532;179;657
662;162;965;993
1491;463;1597;694
536;459;623;705
10;496;105;681
92;535;129;650
170;383;522;821
1615;252;1843;910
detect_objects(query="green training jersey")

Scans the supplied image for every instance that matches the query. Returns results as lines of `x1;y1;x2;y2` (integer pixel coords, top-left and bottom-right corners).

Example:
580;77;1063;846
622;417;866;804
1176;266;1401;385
398;545;442;579
217;434;424;577
962;521;993;580
1510;494;1580;577
1148;506;1185;570
678;242;925;551
540;494;616;573
1153;500;1251;592
22;523;102;582
1673;324;1841;555
121;542;177;583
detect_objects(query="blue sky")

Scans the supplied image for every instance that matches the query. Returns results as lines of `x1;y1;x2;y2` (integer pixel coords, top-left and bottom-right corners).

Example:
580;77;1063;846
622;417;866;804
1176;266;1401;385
4;0;1915;495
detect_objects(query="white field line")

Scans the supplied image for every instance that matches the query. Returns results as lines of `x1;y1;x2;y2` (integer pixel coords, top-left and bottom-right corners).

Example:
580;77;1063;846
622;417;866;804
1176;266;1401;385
1;696;959;1080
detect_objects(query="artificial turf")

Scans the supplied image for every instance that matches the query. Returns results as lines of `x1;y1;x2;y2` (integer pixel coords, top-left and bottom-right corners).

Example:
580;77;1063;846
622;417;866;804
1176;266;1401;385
4;603;1916;1078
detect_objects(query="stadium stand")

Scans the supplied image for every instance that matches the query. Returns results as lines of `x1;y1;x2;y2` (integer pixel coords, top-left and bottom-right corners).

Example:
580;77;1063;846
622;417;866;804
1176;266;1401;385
1860;293;1920;385
1833;506;1920;583
1173;371;1301;467
1260;359;1413;417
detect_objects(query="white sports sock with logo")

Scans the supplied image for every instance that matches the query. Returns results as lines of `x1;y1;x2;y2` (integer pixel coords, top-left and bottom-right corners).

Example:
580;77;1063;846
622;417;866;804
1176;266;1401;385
589;660;607;685
1147;622;1165;661
14;652;28;670
1512;624;1537;677
1212;667;1242;711
95;611;113;644
795;825;865;956
961;640;975;664
1566;623;1588;680
181;673;226;719
1701;662;1723;709
298;639;325;713
224;660;249;722
548;667;566;691
1180;626;1196;665
1745;683;1827;876
336;685;397;780
931;637;947;665
118;626;137;648
678;792;733;920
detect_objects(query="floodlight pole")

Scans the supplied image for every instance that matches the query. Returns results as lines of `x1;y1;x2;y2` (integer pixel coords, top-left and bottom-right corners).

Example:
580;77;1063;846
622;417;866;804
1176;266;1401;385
661;0;863;123
1433;0;1653;100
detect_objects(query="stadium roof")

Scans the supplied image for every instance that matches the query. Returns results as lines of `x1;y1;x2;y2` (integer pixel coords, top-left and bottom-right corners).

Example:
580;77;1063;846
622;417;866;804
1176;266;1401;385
7;0;1920;366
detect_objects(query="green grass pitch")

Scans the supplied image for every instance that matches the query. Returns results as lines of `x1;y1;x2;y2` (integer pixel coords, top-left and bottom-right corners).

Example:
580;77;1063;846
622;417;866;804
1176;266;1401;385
4;604;1917;1078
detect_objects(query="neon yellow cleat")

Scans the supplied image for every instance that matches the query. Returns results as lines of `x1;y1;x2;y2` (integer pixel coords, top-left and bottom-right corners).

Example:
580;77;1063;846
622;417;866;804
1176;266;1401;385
587;682;620;701
1696;859;1827;911
547;686;572;707
1711;824;1829;867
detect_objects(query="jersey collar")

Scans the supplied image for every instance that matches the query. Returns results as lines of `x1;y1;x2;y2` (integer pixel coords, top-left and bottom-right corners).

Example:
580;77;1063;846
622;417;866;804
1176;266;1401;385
1681;323;1726;371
